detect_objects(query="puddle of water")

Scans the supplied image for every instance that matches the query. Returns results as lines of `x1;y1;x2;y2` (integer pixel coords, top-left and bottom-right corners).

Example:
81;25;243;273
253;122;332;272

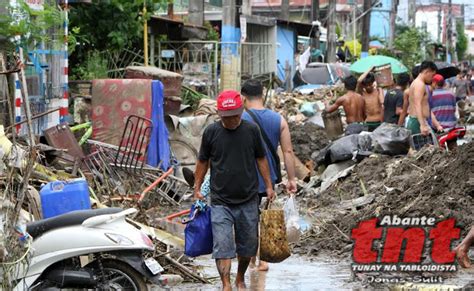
170;255;353;291
166;255;474;291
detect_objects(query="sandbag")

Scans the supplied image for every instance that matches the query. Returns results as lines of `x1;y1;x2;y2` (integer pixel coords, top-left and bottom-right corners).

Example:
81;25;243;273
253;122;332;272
260;205;291;263
371;123;411;155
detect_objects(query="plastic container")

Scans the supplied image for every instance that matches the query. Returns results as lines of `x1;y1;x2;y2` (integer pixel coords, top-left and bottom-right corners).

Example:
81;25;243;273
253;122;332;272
40;179;91;219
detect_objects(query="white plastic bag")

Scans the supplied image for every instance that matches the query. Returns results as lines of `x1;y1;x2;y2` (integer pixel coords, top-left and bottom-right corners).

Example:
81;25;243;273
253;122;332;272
284;195;301;243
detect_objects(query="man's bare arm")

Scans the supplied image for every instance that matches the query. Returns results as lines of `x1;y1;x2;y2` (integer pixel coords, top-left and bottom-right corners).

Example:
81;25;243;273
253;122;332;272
398;89;410;125
325;97;344;113
378;88;385;121
356;67;374;94
194;159;209;199
280;118;297;193
396;106;403;116
431;112;444;131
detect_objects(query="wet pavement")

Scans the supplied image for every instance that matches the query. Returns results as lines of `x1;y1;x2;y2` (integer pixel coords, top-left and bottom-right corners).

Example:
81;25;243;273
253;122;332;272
170;255;354;290
161;254;474;291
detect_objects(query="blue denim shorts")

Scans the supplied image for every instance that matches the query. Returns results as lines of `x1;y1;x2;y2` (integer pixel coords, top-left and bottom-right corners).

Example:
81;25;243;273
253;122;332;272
210;195;259;259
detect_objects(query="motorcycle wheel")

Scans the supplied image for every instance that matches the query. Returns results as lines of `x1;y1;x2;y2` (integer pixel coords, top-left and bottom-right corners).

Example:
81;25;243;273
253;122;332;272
96;260;148;291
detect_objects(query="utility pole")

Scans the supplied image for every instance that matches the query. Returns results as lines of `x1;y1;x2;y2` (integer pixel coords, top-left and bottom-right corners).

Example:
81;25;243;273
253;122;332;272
388;0;398;49
446;0;452;63
221;0;240;90
326;0;337;62
143;0;148;66
281;0;290;21
311;0;320;49
437;5;442;43
361;0;371;57
352;3;357;57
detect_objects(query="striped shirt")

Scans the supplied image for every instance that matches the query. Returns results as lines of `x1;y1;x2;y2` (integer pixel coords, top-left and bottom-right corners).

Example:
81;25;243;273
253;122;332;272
431;89;457;129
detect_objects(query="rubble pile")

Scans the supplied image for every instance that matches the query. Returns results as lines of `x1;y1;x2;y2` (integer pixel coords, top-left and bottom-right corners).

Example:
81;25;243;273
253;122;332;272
269;85;346;120
289;122;330;164
295;142;474;257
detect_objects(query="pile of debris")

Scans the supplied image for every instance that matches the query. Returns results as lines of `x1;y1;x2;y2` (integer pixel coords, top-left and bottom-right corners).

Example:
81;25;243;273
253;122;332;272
289;122;330;165
269;85;346;122
294;142;474;257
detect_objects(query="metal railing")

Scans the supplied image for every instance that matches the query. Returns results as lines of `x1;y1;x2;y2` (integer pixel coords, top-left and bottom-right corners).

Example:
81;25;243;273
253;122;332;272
157;41;219;97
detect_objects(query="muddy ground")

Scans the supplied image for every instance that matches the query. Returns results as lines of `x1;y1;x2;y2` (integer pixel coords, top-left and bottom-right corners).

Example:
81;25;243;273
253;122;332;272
295;142;474;257
289;122;330;164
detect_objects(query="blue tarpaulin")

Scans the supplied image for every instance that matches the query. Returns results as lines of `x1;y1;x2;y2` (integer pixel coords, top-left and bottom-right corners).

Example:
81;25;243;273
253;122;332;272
147;81;171;170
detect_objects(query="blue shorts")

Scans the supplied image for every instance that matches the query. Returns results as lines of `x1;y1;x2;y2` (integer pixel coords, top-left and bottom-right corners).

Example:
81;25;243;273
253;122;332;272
210;195;259;259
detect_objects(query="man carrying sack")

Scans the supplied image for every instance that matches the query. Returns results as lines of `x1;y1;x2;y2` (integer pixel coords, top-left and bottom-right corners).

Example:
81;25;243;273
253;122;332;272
194;90;275;291
241;79;297;271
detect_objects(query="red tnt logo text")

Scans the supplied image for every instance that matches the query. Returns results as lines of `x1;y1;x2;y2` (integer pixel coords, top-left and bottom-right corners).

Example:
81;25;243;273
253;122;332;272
351;218;460;264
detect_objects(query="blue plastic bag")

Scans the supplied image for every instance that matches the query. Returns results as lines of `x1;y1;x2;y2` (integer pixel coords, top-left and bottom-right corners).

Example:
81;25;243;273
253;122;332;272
184;203;213;257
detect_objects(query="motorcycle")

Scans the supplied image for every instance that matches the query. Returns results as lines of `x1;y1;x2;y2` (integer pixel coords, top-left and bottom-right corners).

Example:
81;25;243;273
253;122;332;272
437;126;466;151
12;208;165;290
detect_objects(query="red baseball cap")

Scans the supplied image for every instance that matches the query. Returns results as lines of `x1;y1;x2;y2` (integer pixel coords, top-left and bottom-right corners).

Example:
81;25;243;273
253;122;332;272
217;90;244;117
433;74;444;84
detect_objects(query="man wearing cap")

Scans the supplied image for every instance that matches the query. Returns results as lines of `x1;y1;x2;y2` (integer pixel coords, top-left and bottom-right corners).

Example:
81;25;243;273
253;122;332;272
431;74;457;130
194;90;275;291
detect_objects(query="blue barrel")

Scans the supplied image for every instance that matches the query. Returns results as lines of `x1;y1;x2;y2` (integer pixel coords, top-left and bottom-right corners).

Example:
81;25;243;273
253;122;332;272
40;179;91;219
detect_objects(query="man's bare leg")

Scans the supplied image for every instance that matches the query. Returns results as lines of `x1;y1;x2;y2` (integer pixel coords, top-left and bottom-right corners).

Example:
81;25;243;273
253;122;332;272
250;256;257;269
216;259;232;291
236;256;251;290
257;260;269;271
454;226;474;268
249;256;269;271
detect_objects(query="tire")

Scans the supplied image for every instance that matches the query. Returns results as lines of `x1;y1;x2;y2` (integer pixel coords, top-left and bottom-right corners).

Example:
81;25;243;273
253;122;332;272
95;260;148;291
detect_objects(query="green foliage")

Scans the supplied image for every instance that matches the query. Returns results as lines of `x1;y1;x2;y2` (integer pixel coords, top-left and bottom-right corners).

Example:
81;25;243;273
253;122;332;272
69;0;163;52
71;50;108;80
393;27;431;69
456;21;468;61
204;21;219;41
182;85;208;110
335;23;342;38
69;0;163;79
0;1;64;48
377;48;395;58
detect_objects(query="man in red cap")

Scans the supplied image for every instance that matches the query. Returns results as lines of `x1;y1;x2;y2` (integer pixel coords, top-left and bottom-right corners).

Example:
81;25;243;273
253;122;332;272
431;74;457;129
194;90;275;291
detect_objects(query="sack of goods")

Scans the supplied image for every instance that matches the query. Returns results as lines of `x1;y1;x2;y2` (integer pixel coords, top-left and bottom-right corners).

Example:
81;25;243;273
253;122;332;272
259;202;291;263
184;201;213;257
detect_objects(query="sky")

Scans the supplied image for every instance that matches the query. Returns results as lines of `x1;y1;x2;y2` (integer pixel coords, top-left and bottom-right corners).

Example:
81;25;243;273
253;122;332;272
397;0;474;25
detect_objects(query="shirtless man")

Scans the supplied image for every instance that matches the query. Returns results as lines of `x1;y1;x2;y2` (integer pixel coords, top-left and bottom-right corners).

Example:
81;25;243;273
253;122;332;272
325;75;365;134
357;68;384;132
407;61;444;135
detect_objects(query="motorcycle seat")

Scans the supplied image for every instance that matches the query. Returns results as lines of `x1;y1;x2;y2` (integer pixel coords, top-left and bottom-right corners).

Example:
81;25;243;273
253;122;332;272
27;208;123;238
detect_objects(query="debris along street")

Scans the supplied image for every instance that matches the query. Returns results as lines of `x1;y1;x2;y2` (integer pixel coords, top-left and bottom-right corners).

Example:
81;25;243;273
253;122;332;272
1;0;474;290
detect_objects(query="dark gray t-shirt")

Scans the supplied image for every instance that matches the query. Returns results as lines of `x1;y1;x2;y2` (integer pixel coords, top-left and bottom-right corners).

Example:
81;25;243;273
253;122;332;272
453;79;468;97
198;120;266;206
383;88;404;124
